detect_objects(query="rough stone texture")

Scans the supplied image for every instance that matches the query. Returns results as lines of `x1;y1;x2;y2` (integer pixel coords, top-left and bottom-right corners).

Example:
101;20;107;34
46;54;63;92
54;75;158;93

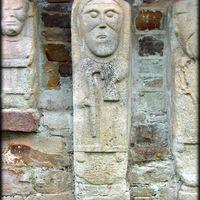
172;0;198;193
2;167;34;196
34;169;73;193
135;10;163;30
59;62;72;77
25;193;72;200
72;0;131;198
2;134;69;167
42;13;71;28
2;110;40;132
139;36;164;56
42;28;71;42
44;43;71;62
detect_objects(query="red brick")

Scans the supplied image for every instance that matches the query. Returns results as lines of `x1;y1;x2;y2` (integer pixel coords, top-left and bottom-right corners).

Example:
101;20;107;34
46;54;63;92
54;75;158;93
135;10;162;31
2;110;40;132
59;62;72;77
42;13;71;28
44;44;71;62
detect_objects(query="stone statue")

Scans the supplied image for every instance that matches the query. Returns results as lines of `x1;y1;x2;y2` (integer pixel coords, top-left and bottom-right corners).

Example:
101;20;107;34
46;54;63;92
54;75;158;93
2;0;34;67
2;0;39;123
73;0;131;139
72;0;131;198
2;0;29;36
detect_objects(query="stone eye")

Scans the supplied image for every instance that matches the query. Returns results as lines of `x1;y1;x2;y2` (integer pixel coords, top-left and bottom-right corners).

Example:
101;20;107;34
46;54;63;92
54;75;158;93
106;11;115;18
90;11;98;18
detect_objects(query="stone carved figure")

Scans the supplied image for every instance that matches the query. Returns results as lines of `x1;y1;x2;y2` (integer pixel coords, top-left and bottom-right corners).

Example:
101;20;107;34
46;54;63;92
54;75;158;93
2;0;33;67
72;1;131;197
74;0;129;138
2;0;29;36
79;0;123;57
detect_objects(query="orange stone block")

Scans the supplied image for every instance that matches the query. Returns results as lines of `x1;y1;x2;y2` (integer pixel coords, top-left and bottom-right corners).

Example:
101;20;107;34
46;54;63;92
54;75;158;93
135;10;162;30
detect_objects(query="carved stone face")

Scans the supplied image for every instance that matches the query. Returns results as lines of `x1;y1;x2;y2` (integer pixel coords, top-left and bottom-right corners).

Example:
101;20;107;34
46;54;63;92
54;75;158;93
2;0;29;36
80;0;123;57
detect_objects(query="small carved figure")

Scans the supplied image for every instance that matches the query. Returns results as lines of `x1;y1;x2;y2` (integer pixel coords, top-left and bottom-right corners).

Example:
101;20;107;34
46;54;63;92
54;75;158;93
2;0;29;36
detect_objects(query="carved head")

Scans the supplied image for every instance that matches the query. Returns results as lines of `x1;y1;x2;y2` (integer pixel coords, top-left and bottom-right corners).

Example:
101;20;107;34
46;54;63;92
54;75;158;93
79;0;123;57
2;0;29;36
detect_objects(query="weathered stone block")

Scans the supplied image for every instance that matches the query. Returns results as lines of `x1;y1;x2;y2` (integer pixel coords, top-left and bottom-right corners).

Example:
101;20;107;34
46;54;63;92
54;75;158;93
139;36;164;56
44;43;71;62
130;186;156;198
128;161;175;184
38;83;73;110
135;10;162;30
129;146;170;163
75;152;128;185
138;59;164;74
158;184;178;200
7;135;69;167
133;124;168;146
42;61;59;70
143;77;163;89
43;70;60;88
59;62;72;77
42;28;71;42
34;169;73;194
42;13;71;28
173;144;198;186
2;110;40;132
2;168;34;196
25;193;72;200
42;111;73;130
139;92;165;112
43;3;72;12
2;196;23;200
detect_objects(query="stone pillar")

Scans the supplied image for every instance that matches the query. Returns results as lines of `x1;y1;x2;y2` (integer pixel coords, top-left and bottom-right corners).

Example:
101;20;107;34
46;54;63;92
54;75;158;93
72;0;131;199
172;0;198;199
2;0;40;132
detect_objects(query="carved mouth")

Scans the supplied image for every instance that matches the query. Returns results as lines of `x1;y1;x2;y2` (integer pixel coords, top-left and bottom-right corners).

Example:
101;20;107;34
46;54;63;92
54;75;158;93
97;35;107;39
5;21;17;26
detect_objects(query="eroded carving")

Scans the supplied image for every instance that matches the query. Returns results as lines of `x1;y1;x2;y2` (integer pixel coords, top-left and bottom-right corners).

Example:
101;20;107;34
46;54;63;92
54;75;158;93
80;0;123;57
72;0;131;197
2;0;29;36
74;0;129;138
2;0;34;67
73;0;131;150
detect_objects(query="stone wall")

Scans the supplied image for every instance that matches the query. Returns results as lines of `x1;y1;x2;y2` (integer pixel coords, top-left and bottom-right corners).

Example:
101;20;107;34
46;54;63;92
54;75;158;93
1;0;198;199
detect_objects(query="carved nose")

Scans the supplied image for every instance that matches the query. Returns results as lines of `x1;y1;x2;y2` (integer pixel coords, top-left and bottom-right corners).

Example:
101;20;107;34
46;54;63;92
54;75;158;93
9;11;14;17
99;23;106;28
99;16;106;28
